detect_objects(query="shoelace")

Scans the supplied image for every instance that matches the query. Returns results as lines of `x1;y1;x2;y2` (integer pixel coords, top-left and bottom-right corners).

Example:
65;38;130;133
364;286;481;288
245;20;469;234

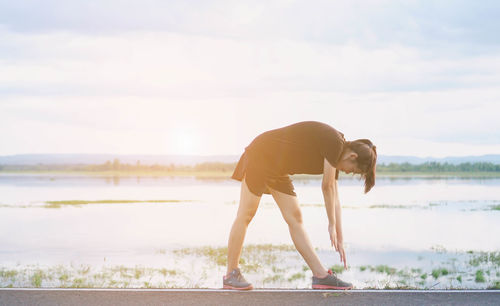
231;269;244;282
327;269;337;278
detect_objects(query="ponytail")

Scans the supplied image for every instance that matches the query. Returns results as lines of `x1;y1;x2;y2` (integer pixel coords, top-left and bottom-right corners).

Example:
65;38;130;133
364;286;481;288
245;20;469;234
346;139;377;193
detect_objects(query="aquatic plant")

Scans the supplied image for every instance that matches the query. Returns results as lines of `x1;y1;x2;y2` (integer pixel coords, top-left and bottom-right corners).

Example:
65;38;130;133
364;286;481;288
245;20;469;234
329;265;344;274
431;268;449;279
368;204;411;209
263;274;284;284
45;199;185;207
0;269;17;279
488;281;500;289
475;270;485;283
469;251;500;267
30;270;44;287
159;268;178;276
374;265;397;275
288;272;305;281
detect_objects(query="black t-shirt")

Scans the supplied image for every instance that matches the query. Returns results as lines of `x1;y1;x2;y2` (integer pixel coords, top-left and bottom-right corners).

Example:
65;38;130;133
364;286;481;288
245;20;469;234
245;121;345;179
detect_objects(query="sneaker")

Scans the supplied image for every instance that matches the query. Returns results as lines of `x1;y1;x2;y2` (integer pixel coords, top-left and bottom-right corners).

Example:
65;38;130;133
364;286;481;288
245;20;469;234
312;269;353;290
223;268;253;290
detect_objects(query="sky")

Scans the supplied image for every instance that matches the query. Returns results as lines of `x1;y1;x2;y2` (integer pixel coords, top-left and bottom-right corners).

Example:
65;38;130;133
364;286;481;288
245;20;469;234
1;0;500;157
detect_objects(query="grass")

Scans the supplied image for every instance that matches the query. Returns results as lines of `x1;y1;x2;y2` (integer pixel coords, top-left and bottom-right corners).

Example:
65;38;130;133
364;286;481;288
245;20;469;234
30;270;44;287
263;274;284;284
488;205;500;211
488;281;500;289
374;265;397;275
329;265;345;274
173;244;296;271
0;269;17;278
2;244;499;289
469;251;500;267
432;268;449;279
475;270;486;283
2;256;499;289
368;204;413;209
159;268;177;276
45;199;185;208
288;272;305;282
0;264;188;288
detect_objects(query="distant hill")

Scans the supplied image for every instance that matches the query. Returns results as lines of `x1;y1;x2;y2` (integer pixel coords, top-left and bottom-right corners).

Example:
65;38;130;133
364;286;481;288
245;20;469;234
1;154;500;166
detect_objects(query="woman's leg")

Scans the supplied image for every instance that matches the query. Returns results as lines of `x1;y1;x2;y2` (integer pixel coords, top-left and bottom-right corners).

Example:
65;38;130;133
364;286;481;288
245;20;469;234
226;178;262;275
269;187;329;278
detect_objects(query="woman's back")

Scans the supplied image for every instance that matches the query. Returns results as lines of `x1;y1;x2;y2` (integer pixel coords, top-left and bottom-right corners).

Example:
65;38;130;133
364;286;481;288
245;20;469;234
246;121;345;175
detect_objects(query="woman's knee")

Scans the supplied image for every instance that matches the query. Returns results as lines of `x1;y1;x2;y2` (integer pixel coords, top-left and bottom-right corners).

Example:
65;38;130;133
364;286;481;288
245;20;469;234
236;209;257;225
284;208;303;226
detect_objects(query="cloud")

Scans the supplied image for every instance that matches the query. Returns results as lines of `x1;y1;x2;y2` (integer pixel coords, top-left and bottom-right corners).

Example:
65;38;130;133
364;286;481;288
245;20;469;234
1;1;499;53
1;1;499;156
1;28;500;99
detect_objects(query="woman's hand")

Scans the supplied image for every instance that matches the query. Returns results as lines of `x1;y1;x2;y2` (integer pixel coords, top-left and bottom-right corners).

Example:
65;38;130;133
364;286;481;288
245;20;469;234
328;224;347;269
328;224;338;251
337;239;347;269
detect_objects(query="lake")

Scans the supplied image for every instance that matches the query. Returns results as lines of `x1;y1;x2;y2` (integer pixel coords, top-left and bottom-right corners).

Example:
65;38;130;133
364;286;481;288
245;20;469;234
0;174;499;289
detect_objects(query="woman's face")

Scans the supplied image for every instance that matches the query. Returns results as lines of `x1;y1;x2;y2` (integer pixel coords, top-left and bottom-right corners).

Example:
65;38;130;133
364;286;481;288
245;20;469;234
337;152;362;175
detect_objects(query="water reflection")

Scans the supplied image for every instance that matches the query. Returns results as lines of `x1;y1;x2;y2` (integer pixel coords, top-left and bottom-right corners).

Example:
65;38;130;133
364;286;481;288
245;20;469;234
0;174;499;288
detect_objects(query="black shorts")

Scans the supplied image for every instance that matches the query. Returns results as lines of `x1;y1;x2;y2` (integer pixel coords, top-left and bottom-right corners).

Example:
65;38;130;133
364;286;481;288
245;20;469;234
231;150;297;197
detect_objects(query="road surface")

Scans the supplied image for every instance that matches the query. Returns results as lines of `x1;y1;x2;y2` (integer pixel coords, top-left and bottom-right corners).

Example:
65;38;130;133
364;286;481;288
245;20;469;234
1;289;499;305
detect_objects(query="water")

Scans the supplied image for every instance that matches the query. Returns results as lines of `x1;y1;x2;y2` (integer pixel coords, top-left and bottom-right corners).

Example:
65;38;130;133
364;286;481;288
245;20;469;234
0;174;499;289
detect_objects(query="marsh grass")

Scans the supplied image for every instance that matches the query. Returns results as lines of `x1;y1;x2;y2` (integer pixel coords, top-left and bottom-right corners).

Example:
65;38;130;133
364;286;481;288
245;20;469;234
173;244;297;272
45;199;186;208
0;269;17;279
488;281;500;289
373;265;397;275
368;204;415;209
475;270;486;283
159;268;177;276
30;270;44;287
0;263;188;288
469;251;500;267
2;246;499;289
329;265;345;274
263;274;284;284
431;268;449;279
287;272;305;282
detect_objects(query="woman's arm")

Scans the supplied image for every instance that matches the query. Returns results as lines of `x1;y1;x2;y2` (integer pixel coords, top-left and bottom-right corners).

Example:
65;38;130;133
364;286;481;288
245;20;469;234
322;158;348;269
322;158;336;226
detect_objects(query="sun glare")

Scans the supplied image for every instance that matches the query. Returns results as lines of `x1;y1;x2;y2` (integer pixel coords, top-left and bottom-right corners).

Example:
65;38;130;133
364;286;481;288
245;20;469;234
171;128;199;155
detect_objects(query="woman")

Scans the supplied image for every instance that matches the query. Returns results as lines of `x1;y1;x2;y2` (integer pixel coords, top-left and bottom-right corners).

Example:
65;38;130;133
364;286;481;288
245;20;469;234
223;121;377;290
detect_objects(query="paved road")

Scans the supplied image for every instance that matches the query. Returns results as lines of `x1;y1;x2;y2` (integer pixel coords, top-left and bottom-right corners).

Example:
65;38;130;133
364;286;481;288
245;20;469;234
1;289;499;306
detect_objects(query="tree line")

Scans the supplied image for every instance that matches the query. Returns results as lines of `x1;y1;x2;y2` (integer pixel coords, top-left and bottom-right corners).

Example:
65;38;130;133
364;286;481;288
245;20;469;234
0;159;237;172
377;161;500;172
0;159;499;173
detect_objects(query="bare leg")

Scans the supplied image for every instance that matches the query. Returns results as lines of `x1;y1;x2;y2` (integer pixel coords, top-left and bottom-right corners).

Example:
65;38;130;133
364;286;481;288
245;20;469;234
226;178;261;275
269;188;328;278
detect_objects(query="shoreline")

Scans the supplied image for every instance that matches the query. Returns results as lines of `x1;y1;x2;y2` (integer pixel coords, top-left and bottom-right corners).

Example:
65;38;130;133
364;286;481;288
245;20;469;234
1;170;500;179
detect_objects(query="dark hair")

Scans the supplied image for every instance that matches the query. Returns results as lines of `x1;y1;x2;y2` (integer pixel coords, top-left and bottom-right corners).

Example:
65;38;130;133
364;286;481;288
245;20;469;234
345;139;377;193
